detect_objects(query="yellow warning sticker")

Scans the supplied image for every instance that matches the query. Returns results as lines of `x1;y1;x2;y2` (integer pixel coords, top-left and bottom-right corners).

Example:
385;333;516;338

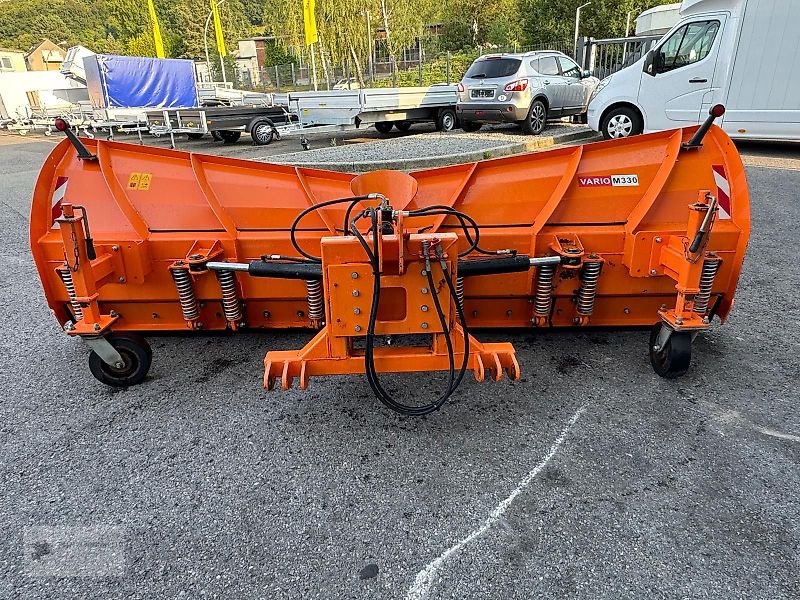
138;173;152;190
127;172;140;189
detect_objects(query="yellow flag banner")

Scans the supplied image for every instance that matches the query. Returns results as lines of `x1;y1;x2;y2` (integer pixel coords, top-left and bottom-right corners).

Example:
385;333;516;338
147;0;166;58
303;0;318;46
211;0;227;57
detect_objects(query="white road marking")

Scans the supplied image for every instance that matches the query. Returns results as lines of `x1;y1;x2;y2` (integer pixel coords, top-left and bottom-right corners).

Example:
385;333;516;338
698;401;800;444
754;426;800;444
406;403;588;600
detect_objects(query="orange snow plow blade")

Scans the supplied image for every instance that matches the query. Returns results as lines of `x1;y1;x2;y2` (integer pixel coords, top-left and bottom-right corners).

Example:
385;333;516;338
31;109;749;411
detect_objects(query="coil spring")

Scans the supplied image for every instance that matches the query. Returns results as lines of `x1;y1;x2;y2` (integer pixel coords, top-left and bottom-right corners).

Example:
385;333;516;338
576;260;603;316
170;268;199;321
534;264;556;316
57;266;83;321
455;276;465;309
216;270;243;324
306;280;324;323
694;257;721;315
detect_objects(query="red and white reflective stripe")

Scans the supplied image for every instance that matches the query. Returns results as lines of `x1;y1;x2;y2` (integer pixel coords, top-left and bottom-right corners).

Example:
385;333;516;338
51;176;68;223
711;165;731;220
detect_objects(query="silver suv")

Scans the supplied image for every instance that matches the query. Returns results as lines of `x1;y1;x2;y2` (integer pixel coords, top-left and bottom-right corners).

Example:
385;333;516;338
456;51;599;134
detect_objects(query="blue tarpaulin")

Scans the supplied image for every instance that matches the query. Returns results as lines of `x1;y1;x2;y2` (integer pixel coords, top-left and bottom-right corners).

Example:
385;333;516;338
83;55;198;109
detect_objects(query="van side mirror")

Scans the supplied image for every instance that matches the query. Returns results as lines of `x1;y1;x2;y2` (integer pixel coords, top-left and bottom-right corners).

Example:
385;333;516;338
581;70;591;79
643;50;656;77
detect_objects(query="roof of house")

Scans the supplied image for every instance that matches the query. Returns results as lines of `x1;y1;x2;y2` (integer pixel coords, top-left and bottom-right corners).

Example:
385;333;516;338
26;38;66;57
0;47;25;54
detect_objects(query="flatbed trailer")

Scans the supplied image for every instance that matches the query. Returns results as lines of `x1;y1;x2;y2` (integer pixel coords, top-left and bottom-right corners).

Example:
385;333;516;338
146;104;296;147
289;85;459;134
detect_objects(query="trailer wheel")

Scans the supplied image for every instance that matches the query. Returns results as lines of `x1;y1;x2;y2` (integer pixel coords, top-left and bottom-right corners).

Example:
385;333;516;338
219;130;242;144
649;323;691;379
210;130;223;142
250;120;275;146
374;121;394;134
187;132;204;140
88;333;153;387
395;120;412;132
436;108;457;132
461;121;482;132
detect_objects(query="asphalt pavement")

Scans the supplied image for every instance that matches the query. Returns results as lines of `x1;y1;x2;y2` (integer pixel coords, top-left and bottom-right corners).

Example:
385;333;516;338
0;132;798;599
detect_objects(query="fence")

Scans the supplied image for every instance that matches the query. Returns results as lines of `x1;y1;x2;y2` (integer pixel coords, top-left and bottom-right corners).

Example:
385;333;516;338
578;35;662;79
233;35;664;92
232;39;577;93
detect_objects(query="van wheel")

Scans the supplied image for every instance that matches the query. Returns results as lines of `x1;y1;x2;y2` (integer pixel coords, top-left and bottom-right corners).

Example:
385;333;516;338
395;121;412;132
461;121;482;132
521;100;547;135
602;107;643;139
374;121;394;134
436;109;457;132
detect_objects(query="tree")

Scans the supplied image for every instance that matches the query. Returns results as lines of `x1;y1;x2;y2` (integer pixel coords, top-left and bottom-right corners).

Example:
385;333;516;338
518;0;677;45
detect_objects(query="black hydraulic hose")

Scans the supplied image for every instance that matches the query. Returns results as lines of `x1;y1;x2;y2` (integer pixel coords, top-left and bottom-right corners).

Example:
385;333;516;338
437;250;470;391
408;205;510;257
351;209;459;416
290;194;373;262
407;206;482;256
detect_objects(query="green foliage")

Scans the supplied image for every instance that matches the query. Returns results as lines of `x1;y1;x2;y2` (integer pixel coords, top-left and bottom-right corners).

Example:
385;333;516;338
518;0;677;45
262;40;295;67
439;0;521;50
0;0;677;71
372;50;477;87
0;0;251;59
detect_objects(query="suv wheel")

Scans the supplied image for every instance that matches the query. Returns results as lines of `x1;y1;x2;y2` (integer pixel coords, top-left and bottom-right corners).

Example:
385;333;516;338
602;107;643;139
521;100;547;135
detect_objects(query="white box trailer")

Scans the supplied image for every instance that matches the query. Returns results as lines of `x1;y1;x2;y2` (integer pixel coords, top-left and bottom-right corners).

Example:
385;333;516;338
0;71;87;121
588;0;800;141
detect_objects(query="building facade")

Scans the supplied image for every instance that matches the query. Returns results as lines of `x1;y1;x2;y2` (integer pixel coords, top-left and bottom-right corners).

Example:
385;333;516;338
25;39;66;71
0;48;27;72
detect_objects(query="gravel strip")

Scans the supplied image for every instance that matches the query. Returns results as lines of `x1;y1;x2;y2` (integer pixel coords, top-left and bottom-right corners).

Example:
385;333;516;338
264;123;590;167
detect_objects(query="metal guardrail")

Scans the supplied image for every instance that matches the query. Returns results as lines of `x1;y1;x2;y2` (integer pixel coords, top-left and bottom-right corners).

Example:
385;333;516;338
583;35;662;79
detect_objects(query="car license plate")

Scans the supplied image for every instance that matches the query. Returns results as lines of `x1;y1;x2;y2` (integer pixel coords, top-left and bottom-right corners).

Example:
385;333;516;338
471;89;494;99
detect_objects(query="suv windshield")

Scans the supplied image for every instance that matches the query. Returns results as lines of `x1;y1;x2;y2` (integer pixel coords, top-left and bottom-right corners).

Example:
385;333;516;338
465;58;521;79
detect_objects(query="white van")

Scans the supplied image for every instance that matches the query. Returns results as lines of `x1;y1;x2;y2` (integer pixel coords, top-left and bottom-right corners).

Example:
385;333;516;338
587;0;800;141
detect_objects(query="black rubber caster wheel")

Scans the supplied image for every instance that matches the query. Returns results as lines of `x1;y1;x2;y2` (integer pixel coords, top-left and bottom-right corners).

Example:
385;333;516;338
649;323;691;379
89;333;153;387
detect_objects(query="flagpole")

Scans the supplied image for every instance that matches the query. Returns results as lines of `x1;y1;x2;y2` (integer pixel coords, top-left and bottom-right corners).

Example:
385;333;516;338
310;43;318;91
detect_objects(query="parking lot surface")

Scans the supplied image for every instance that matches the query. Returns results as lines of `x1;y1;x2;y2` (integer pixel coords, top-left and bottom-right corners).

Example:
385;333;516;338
0;132;798;599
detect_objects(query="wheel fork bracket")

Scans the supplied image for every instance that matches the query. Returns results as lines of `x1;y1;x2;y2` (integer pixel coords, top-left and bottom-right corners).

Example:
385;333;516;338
84;335;124;369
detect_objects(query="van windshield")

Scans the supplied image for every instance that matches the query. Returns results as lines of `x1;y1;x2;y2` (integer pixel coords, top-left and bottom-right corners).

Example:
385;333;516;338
465;58;521;79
